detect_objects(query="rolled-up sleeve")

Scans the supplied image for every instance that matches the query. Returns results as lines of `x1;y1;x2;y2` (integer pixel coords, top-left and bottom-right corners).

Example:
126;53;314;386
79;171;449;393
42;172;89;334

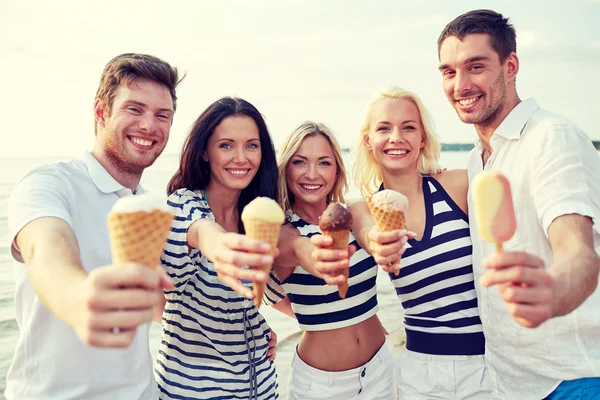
529;122;599;236
162;189;214;289
8;167;74;263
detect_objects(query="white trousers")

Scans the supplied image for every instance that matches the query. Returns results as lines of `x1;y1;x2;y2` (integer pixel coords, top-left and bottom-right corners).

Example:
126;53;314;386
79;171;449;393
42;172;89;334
287;343;396;400
396;350;494;399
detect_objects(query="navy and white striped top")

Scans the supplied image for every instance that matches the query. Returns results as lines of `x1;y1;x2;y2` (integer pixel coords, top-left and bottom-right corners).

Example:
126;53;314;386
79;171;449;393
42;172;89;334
266;212;379;331
156;189;279;400
388;176;485;356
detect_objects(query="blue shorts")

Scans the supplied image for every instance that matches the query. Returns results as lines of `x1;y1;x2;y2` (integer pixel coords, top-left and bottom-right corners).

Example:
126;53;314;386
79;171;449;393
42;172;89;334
544;378;600;400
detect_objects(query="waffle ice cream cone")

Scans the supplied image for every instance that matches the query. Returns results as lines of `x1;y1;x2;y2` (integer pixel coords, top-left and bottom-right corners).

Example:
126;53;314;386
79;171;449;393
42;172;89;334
108;194;173;269
241;197;285;308
318;203;353;299
367;190;409;276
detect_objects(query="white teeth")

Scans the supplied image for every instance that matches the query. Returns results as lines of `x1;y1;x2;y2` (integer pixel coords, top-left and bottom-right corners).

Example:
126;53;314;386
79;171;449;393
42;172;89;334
458;97;478;106
228;170;248;175
301;184;321;190
386;150;408;155
131;137;153;147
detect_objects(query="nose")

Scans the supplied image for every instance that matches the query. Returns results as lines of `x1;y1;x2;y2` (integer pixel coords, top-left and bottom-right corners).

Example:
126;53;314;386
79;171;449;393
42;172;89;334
454;70;472;96
233;146;247;163
138;113;155;133
305;163;319;180
389;127;404;144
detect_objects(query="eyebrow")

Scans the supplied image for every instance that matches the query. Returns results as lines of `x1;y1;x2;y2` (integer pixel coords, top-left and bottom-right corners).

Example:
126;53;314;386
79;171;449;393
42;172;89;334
125;100;174;114
377;120;418;125
293;155;333;160
438;55;490;71
217;137;260;142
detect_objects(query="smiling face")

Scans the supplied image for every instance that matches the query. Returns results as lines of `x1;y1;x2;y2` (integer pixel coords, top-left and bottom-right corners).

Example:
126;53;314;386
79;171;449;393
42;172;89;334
365;98;425;174
286;134;337;208
439;33;517;130
94;77;174;175
205;115;262;191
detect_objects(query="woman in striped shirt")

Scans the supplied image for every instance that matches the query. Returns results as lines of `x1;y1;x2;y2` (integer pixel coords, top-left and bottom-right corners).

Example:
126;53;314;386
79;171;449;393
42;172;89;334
314;87;493;399
266;121;396;399
156;97;280;400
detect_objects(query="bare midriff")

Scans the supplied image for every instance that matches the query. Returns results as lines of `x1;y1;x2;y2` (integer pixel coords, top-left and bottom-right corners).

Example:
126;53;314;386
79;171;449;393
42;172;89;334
296;314;386;371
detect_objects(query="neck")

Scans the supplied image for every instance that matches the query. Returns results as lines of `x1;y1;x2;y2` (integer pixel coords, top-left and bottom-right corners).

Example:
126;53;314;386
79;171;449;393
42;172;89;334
90;147;142;193
292;198;328;225
381;167;423;200
205;181;242;221
475;93;522;155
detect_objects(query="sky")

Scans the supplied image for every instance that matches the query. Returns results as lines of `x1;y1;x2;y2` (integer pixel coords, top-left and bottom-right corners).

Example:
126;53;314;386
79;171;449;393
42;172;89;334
0;0;599;158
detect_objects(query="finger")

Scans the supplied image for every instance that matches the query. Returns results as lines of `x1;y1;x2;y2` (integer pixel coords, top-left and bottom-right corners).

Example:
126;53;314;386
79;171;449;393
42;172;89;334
480;267;551;288
320;272;347;285
215;262;267;283
314;258;350;274
219;275;254;299
92;263;162;290
483;251;545;270
83;329;138;348
498;285;553;305
506;303;553;328
312;248;349;262
310;234;332;248
380;262;400;274
227;233;273;254
90;309;154;330
216;249;273;272
158;267;174;290
88;288;161;311
368;229;407;245
370;236;407;258
347;245;357;258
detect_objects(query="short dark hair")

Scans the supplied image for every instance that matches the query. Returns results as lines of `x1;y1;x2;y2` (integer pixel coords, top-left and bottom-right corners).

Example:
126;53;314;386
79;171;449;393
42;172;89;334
94;53;183;134
167;97;279;233
437;9;516;62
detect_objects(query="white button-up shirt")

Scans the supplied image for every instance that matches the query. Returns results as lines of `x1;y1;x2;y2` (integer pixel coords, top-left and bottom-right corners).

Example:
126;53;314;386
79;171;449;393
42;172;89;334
7;151;157;400
466;98;600;399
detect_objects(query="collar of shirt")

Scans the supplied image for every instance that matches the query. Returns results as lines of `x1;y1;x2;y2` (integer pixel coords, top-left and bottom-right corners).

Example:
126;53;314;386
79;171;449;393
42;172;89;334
82;151;146;197
474;97;540;152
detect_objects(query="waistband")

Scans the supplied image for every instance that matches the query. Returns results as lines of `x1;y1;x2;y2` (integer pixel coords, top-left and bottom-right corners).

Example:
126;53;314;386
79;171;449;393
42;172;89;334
291;342;393;385
402;349;486;362
405;329;485;356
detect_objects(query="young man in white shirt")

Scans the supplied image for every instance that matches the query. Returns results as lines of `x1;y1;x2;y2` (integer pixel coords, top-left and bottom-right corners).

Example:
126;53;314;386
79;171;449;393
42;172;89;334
6;53;182;399
437;9;600;400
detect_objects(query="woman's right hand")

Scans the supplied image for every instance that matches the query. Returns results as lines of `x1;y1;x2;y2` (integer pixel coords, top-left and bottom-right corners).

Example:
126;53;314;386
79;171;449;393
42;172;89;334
367;227;414;275
212;232;277;299
310;234;356;285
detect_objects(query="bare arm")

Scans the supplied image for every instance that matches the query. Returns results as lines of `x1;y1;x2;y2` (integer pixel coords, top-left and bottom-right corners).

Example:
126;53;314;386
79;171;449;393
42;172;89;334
548;214;599;317
434;169;469;214
16;217;171;346
270;296;296;319
348;199;375;253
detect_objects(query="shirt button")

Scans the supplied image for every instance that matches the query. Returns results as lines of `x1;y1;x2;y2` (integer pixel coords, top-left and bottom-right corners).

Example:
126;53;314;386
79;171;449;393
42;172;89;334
361;369;366;377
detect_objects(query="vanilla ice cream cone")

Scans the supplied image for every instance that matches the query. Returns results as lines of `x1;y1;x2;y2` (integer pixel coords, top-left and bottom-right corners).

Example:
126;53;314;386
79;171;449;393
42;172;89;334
241;197;285;308
108;194;173;269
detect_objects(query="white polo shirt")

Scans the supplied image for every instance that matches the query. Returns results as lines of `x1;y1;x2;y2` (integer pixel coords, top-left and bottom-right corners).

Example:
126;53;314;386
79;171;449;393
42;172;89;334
466;98;600;400
6;151;158;400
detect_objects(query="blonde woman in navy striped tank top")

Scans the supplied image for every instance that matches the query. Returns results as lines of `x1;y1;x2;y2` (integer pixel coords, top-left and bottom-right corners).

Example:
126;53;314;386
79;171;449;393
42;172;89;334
264;122;396;399
314;87;494;399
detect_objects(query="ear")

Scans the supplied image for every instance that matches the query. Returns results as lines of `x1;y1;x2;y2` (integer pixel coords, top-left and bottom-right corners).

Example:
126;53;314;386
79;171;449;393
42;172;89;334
202;152;208;162
94;99;107;129
505;52;519;83
364;135;372;151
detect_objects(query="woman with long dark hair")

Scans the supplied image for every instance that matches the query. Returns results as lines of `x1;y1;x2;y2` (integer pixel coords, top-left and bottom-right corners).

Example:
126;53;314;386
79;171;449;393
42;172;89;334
156;97;280;399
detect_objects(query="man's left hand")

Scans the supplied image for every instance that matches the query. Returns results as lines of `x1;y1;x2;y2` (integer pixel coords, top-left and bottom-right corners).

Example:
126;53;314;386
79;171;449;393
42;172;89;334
480;251;554;328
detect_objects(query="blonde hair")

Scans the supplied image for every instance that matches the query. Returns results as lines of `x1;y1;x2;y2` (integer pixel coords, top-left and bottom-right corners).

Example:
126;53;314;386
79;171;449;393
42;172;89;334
277;121;348;215
353;86;441;197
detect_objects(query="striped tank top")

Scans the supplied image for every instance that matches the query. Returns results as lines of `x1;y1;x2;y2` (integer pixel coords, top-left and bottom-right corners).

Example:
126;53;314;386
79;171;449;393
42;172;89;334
387;176;485;356
272;212;379;331
157;189;279;400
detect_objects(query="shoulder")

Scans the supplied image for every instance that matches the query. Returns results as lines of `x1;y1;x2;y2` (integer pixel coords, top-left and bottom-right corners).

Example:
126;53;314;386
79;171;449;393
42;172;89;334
525;108;590;143
432;169;468;193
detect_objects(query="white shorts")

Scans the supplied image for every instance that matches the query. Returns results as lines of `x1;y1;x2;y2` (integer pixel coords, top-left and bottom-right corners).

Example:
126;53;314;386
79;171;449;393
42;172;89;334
287;343;396;400
396;350;494;400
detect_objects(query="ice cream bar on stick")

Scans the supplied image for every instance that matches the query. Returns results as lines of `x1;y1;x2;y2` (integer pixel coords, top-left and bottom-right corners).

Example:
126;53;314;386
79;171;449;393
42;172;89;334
108;194;174;268
472;171;516;252
318;203;353;298
241;197;285;308
366;189;409;276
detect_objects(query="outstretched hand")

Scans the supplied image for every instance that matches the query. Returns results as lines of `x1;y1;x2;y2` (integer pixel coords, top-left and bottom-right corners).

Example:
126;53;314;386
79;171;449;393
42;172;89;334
310;234;356;285
480;250;554;328
367;227;415;275
212;232;278;299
